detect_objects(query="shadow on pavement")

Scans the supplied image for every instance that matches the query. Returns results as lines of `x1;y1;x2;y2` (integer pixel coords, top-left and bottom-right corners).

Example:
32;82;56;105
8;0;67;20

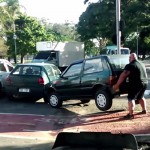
0;138;53;150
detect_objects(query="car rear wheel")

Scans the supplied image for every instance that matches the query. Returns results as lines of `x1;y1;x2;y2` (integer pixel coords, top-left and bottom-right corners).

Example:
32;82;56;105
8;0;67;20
48;92;62;108
95;90;112;111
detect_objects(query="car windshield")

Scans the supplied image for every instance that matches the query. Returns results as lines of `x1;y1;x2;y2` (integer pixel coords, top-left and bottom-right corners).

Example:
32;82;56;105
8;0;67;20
121;48;130;54
34;51;51;59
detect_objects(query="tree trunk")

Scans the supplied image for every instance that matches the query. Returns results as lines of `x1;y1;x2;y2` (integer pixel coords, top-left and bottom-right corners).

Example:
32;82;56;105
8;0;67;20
14;55;17;64
21;55;24;63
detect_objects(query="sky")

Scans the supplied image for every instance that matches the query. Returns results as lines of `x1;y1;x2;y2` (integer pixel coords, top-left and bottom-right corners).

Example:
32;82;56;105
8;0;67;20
19;0;91;24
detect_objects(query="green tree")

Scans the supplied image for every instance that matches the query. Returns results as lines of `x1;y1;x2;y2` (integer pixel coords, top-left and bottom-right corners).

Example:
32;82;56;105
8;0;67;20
0;0;21;33
0;0;25;60
0;37;8;57
78;0;150;56
77;0;116;54
122;0;150;55
38;17;80;42
139;26;150;58
6;15;49;63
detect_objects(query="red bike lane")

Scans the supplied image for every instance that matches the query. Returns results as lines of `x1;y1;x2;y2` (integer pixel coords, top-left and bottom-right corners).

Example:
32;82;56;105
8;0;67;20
0;111;149;142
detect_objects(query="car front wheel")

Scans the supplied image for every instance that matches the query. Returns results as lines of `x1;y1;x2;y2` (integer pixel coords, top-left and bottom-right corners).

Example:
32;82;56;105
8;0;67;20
95;90;112;111
48;92;62;108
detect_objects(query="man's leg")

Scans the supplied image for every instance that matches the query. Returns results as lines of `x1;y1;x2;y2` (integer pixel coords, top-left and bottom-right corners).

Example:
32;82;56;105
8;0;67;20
128;100;135;115
139;97;147;113
137;83;147;113
123;99;135;119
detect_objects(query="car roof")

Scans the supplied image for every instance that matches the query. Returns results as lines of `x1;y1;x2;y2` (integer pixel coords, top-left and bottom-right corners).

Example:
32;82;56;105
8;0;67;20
16;62;57;67
71;54;129;65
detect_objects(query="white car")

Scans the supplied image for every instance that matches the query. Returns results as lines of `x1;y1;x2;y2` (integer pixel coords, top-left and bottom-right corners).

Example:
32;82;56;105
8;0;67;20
0;59;14;94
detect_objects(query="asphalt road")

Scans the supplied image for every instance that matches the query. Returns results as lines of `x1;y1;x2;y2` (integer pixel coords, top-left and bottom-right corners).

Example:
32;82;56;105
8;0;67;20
0;62;149;150
0;94;150;150
0;68;150;150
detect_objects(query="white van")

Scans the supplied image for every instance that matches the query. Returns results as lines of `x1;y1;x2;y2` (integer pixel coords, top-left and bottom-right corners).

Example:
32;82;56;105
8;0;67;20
106;46;130;55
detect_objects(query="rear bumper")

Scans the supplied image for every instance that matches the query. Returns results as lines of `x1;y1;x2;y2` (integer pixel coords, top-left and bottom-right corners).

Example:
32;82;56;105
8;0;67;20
5;86;45;98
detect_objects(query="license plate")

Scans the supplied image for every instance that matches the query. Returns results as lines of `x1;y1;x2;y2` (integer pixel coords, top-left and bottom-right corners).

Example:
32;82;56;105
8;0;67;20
19;88;30;92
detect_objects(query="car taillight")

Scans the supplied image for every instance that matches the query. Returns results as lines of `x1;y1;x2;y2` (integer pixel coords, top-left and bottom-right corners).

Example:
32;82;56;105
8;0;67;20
5;76;11;84
109;75;117;86
38;77;44;84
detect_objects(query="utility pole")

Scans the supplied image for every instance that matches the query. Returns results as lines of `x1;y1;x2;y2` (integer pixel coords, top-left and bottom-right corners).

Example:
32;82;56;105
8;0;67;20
116;0;121;54
13;23;17;64
136;26;139;56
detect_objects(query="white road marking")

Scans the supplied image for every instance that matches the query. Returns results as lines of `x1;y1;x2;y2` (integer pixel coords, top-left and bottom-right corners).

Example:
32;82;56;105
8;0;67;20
0;113;44;116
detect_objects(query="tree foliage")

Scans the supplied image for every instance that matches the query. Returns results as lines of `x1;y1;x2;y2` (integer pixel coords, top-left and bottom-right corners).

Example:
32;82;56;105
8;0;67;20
77;1;116;40
0;0;22;58
0;0;78;61
77;0;150;56
6;15;49;63
0;0;20;33
40;19;80;42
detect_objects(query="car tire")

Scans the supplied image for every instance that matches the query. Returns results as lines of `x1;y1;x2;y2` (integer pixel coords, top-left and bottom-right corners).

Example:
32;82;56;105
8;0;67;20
48;92;62;108
80;99;90;103
95;89;112;111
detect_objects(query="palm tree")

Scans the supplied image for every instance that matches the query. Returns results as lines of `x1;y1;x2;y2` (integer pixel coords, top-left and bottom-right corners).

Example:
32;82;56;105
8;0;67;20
0;0;24;62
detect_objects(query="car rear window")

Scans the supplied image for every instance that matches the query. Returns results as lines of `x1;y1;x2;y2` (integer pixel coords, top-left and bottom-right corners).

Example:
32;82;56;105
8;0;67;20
12;66;41;75
84;58;103;74
108;55;129;70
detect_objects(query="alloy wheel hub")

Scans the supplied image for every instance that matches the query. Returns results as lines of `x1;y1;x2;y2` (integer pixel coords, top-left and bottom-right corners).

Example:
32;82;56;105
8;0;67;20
97;94;106;107
50;95;58;106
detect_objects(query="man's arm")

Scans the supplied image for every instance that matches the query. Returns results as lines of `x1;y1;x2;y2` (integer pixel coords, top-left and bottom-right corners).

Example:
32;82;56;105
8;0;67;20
113;70;130;91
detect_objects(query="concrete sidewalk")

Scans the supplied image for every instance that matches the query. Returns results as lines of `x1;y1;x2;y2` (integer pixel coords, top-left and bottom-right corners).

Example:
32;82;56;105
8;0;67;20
0;111;149;149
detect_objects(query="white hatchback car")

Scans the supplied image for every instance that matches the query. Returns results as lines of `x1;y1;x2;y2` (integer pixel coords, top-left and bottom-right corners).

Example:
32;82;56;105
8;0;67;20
0;59;14;94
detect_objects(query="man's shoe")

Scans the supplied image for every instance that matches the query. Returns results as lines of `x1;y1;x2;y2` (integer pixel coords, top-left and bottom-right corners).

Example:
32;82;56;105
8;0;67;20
140;110;147;114
123;114;134;119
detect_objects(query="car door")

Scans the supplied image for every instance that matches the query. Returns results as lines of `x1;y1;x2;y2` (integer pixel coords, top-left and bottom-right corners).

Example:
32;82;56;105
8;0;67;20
80;57;111;96
54;62;83;98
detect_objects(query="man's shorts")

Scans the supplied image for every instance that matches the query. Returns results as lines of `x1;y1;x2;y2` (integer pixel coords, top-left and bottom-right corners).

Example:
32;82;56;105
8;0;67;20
128;82;147;101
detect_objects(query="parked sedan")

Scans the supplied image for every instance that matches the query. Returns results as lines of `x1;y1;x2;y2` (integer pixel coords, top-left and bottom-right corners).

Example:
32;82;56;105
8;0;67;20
4;63;61;102
0;59;14;94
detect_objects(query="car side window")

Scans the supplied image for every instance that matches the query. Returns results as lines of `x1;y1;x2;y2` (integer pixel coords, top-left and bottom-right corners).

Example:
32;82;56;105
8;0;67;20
63;63;83;77
52;65;61;76
12;67;21;75
83;58;103;74
44;66;54;76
